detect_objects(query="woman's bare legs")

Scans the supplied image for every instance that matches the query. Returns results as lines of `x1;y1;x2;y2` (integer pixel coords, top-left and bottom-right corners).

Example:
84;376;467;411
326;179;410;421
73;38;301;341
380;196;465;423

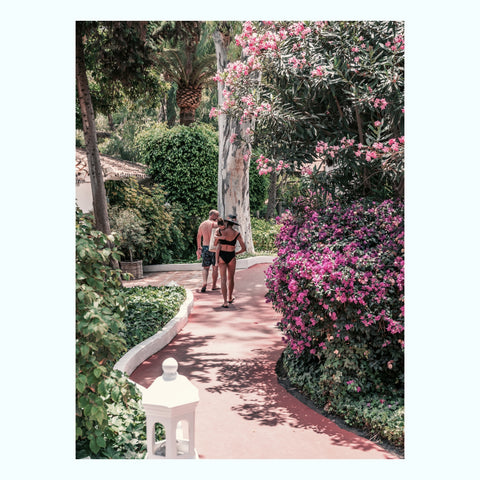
218;257;236;306
218;261;228;307
226;259;236;302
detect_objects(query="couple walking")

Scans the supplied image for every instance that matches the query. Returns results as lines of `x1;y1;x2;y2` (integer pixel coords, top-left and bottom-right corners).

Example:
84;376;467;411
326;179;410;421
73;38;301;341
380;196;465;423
197;210;246;308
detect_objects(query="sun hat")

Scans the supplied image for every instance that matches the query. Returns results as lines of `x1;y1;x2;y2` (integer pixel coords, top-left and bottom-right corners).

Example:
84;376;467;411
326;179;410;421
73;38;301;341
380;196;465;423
225;214;239;226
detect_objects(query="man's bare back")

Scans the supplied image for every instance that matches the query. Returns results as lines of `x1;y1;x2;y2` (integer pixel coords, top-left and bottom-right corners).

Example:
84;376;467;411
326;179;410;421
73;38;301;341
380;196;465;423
198;219;216;247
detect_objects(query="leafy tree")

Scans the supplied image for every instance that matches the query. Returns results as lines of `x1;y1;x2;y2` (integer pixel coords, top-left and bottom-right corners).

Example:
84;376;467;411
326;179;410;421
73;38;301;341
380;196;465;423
82;21;160;116
76;21;157;234
212;21;404;203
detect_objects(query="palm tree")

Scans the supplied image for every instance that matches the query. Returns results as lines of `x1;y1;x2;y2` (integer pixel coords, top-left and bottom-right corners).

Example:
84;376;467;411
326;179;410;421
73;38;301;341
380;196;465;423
154;21;217;125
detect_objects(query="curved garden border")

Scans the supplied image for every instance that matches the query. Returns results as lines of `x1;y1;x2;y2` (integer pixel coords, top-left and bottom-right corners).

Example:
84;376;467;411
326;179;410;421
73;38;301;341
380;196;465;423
114;289;194;376
143;255;275;272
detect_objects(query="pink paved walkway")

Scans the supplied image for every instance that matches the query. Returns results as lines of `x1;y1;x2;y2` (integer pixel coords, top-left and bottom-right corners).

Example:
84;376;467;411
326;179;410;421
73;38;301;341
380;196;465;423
128;264;399;459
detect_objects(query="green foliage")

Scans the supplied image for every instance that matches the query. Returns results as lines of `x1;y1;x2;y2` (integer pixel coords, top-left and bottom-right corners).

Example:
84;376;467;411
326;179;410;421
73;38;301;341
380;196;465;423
96;81;172;162
76;209;146;458
281;348;404;448
135;122;218;219
76;21;163;135
106;179;189;264
195;82;219;126
109;207;147;262
249;153;269;215
122;286;186;349
79;21;160;115
250;217;280;253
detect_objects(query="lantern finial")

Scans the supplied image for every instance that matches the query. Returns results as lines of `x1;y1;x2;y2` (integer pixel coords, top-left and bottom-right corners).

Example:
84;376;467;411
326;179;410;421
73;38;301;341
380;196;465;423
162;357;178;381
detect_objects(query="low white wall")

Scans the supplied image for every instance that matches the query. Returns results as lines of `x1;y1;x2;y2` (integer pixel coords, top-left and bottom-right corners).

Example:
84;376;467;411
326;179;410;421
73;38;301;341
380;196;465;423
144;255;276;273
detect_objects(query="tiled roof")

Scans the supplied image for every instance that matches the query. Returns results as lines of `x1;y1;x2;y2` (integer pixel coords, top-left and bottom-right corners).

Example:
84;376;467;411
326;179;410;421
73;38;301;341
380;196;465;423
76;148;149;184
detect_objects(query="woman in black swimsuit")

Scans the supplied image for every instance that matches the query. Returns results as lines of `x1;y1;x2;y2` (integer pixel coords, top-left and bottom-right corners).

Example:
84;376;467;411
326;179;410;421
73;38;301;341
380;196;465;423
214;215;247;308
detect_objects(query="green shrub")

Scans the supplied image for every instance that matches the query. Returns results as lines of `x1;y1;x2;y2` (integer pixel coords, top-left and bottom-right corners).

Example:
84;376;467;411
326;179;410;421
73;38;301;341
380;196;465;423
281;347;404;448
106;179;189;264
100;132;139;163
135;122;218;219
249;154;268;215
122;286;187;349
76;209;146;458
250;217;280;253
109;206;147;262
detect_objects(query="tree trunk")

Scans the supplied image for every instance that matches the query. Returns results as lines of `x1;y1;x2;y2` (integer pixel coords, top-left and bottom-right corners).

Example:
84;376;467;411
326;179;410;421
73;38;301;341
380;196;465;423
213;29;255;253
179;108;195;126
107;113;114;131
76;23;111;236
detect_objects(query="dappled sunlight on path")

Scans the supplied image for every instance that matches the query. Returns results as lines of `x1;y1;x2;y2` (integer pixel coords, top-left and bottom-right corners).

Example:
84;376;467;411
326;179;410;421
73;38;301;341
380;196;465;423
129;264;399;459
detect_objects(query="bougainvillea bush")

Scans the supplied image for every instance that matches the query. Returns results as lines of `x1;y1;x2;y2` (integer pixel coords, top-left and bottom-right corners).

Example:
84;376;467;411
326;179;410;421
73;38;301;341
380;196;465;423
266;197;404;446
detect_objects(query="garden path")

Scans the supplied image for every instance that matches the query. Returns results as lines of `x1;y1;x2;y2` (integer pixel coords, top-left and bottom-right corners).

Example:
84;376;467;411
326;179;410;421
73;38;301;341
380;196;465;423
126;264;400;459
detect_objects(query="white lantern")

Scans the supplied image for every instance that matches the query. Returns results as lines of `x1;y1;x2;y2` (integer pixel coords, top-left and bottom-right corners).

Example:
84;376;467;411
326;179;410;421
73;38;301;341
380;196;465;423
142;357;199;459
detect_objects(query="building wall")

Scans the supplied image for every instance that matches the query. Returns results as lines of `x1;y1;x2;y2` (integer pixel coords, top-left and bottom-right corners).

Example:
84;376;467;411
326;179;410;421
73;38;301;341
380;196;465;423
76;182;93;212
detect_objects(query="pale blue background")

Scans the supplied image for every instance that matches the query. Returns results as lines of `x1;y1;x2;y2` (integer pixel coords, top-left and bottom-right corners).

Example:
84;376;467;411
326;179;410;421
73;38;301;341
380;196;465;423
1;1;478;478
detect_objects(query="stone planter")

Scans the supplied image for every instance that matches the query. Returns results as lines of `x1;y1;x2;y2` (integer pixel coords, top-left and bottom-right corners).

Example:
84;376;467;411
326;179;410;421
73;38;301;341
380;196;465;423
120;260;143;279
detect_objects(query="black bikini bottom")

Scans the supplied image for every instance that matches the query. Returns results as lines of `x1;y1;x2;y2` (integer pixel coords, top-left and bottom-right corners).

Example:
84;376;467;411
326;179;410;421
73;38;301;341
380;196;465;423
219;250;236;264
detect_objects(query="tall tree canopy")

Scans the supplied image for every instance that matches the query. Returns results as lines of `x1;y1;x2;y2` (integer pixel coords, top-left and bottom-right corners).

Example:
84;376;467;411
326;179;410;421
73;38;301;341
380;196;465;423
76;21;157;233
211;21;404;203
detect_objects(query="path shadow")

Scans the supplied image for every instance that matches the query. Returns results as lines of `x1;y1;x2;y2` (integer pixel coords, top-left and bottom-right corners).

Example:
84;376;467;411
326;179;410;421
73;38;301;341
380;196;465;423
205;347;393;456
129;263;396;457
130;332;220;387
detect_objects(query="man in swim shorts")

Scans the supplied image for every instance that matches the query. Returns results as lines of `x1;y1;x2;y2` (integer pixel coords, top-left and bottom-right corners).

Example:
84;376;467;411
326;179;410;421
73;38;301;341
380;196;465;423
196;209;219;292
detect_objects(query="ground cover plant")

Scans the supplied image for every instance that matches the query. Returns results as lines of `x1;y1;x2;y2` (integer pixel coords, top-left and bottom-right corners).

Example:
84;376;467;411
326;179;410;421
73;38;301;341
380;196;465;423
122;285;186;349
266;197;404;448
